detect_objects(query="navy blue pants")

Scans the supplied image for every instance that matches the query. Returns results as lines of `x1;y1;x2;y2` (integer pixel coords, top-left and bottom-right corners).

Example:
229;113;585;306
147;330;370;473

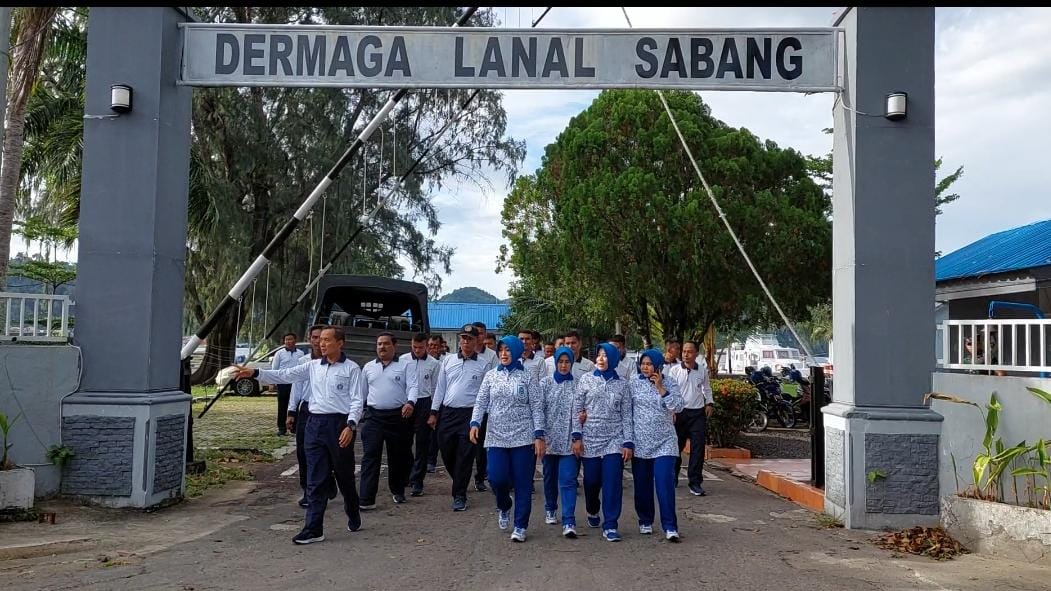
303;413;361;535
359;407;413;504
293;402;335;497
675;409;708;486
582;453;624;531
409;396;433;487
542;454;581;526
487;445;536;529
632;456;678;532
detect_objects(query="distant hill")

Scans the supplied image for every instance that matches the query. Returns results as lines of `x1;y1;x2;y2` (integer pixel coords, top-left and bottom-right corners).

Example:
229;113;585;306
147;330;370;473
439;287;500;304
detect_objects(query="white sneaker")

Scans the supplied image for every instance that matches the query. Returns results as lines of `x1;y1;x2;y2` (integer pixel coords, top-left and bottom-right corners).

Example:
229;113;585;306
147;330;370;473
511;527;527;542
498;510;510;531
665;529;681;542
544;510;557;524
563;524;578;538
639;524;653;535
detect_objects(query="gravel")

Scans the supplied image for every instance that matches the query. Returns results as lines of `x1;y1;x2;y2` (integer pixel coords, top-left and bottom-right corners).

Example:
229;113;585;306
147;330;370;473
736;428;812;459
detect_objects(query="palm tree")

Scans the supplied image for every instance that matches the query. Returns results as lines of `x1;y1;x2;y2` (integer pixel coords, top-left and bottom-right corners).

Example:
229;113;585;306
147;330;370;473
0;7;60;289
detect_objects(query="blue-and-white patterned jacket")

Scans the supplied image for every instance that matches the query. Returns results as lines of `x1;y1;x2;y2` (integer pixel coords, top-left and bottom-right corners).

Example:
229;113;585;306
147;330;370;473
629;374;685;459
572;373;634;458
470;367;544;449
540;376;579;456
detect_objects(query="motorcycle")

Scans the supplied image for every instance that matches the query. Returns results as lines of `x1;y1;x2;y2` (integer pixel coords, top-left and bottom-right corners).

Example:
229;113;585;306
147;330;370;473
745;366;798;429
780;364;832;424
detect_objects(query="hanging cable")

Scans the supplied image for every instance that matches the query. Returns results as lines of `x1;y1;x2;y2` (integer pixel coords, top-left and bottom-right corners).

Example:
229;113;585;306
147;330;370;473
619;7;815;360
251;7;557;348
180;7;481;361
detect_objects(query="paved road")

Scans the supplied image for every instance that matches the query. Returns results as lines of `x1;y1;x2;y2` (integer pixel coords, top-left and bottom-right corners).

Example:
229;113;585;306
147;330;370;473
2;455;1048;591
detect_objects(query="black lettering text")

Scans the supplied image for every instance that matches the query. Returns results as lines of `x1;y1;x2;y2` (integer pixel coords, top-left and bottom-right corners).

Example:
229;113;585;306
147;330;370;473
573;37;595;77
541;38;569;77
296;34;325;76
269;34;293;76
243;34;265;75
689;38;714;78
455;37;474;76
635;37;658;78
358;35;383;77
661;38;687;78
716;38;742;78
328;35;354;76
386;36;411;76
746;37;771;79
776;37;802;80
215;33;239;75
479;37;506;77
511;37;537;77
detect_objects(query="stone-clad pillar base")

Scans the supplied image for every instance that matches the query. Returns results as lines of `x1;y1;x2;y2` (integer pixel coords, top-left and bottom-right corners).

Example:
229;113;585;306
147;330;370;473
823;403;943;529
61;392;189;508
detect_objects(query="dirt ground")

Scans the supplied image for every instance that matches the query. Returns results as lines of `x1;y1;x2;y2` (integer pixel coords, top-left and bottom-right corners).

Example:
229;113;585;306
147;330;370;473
2;450;1049;591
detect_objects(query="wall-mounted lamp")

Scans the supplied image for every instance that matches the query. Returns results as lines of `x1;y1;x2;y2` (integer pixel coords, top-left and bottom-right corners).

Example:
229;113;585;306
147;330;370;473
885;92;907;121
110;84;133;114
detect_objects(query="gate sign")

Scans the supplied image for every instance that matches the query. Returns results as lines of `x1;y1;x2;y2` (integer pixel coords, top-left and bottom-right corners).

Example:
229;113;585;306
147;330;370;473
180;25;838;92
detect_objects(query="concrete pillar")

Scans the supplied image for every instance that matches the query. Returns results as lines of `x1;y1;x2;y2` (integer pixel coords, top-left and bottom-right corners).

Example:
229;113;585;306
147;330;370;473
823;7;943;529
66;8;193;507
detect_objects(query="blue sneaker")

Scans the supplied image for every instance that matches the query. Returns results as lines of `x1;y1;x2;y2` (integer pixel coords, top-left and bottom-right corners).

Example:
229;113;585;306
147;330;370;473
544;510;557;525
562;524;578;538
452;497;467;511
498;510;510;530
639;523;653;535
603;529;622;542
510;527;527;542
586;513;601;528
665;529;681;542
689;484;706;496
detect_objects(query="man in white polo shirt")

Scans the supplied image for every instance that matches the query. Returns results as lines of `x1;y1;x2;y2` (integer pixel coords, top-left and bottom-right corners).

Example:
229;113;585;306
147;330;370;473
403;332;440;497
543;330;594;379
358;332;418;508
518;329;544;381
272;332;304;435
666;339;714;496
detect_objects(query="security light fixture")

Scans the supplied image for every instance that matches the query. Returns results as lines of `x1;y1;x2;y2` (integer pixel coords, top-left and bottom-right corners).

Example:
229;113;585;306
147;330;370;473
884;92;907;121
110;84;133;114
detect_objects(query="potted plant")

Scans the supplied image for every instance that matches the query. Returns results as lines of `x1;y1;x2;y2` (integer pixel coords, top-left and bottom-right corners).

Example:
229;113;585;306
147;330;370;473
0;411;36;510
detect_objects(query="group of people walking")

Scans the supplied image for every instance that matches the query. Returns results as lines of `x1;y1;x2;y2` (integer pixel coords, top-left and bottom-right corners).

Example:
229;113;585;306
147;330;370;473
237;322;714;546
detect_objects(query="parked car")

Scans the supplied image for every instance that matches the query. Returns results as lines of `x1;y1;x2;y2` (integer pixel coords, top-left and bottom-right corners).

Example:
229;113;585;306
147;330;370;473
215;342;310;396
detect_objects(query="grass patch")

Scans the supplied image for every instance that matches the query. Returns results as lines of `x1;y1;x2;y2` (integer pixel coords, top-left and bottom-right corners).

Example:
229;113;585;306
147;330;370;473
184;449;273;498
0;507;40;523
185;393;286;497
814;513;844;528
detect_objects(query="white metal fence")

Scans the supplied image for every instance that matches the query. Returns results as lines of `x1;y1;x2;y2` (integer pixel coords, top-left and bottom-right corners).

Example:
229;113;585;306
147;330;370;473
0;291;72;343
937;318;1051;374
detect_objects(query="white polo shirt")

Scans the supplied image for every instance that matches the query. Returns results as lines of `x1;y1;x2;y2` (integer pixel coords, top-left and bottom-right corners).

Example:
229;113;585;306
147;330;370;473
256;354;363;426
543;355;595;379
272;346;304;371
401;351;441;399
431;351;490;411
361;357;418;409
666;360;714;409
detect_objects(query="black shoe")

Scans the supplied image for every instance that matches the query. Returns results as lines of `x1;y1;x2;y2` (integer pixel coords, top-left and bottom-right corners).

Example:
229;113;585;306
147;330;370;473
475;481;488;492
410;484;424;497
292;530;325;545
327;484;338;500
452;497;467;511
278;430;288;436
426;463;436;474
297;496;308;508
359;500;377;510
688;484;707;496
347;520;361;532
392;493;407;504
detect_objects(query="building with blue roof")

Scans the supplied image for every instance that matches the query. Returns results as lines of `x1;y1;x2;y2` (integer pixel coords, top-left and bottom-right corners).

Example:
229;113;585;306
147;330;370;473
935;218;1051;319
427;302;511;342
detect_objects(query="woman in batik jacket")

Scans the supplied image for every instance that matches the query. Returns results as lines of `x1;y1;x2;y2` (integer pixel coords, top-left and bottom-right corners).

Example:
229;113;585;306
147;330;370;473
540;346;582;538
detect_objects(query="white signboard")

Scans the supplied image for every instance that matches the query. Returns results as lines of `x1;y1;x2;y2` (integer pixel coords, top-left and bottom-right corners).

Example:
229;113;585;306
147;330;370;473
180;25;838;92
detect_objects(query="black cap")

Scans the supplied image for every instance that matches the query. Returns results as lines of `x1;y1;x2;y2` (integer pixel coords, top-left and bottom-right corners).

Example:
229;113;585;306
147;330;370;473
459;323;480;338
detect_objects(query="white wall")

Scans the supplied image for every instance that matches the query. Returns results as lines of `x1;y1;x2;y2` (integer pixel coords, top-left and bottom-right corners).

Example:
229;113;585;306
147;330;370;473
931;372;1051;500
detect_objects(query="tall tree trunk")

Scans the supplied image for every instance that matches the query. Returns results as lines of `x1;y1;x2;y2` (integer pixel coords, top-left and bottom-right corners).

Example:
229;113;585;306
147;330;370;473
189;308;239;386
0;7;59;289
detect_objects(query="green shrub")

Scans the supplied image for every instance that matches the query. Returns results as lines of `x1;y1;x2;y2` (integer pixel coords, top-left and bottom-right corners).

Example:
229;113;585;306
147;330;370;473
707;378;759;448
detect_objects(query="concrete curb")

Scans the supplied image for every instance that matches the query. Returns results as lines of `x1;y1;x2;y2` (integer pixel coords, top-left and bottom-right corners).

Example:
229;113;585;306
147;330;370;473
0;537;97;561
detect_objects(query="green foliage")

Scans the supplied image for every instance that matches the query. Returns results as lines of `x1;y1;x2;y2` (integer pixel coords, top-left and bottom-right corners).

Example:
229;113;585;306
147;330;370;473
9;259;76;293
438;286;500;304
0;411;22;470
867;469;887;484
706;378;760;448
500;90;831;344
930;390;1049;507
46;444;75;469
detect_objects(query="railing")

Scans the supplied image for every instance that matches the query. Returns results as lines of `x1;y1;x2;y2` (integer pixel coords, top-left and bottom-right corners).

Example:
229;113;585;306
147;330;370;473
937;318;1051;374
0;291;72;343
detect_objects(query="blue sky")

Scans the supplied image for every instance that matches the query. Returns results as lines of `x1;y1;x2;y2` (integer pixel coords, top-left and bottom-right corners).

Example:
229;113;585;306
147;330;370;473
405;6;1051;300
